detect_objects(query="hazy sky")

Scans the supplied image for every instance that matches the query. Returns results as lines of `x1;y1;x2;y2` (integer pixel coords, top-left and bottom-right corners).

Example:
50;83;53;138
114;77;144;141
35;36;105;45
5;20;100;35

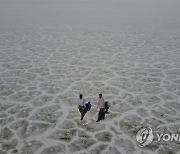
0;0;180;32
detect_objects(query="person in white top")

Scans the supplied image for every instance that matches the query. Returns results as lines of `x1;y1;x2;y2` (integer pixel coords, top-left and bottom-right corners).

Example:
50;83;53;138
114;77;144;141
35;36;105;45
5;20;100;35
77;94;85;120
96;93;105;122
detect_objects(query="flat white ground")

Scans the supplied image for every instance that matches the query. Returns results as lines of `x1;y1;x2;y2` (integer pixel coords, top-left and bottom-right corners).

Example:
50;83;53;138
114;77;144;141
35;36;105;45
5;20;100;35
0;0;180;153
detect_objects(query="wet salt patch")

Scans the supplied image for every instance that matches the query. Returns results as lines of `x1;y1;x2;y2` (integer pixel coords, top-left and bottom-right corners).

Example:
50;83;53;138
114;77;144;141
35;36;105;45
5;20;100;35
175;91;180;96
165;116;180;123
151;106;177;119
19;123;52;137
3;77;29;84
158;147;178;154
105;146;122;154
164;102;180;111
136;108;149;117
7;104;28;114
95;132;113;142
119;115;142;136
0;78;5;84
144;118;165;129
20;72;38;81
165;75;178;80
85;75;108;81
30;111;63;123
162;80;170;84
111;103;133;113
166;69;180;75
59;120;76;129
174;63;180;68
164;84;178;92
11;149;18;153
110;81;133;91
99;86;120;95
0;127;13;140
7;84;25;92
140;77;162;83
78;130;91;138
48;129;77;142
171;80;180;84
30;95;53;106
27;87;37;90
75;120;105;132
90;144;107;154
128;71;148;77
141;68;161;73
16;108;32;118
0;71;19;77
148;72;165;78
0;112;9;118
68;138;96;152
0;88;13;96
1;139;18;151
10;119;29;130
40;144;65;154
0;117;14;126
0;96;8;100
126;97;143;106
0;103;15;112
115;138;135;153
9;91;33;102
142;95;161;106
28;90;42;97
160;93;178;100
110;125;122;137
21;140;43;154
143;85;164;94
153;63;172;69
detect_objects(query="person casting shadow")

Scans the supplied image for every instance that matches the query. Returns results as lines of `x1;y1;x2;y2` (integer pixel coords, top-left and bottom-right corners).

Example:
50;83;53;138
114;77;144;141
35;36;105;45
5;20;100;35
96;94;105;122
77;94;85;120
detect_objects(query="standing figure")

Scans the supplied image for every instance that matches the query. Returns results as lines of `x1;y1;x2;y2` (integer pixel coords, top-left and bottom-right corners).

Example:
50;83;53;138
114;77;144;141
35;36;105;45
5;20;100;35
96;93;105;122
77;94;85;120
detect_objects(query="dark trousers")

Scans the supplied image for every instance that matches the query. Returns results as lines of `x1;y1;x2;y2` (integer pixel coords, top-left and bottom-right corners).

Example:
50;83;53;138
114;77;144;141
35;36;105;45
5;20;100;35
97;108;105;121
82;108;88;119
78;105;84;120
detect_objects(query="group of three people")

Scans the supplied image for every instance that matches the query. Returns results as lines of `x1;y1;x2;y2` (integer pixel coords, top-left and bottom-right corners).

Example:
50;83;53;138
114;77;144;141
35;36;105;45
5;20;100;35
77;93;109;122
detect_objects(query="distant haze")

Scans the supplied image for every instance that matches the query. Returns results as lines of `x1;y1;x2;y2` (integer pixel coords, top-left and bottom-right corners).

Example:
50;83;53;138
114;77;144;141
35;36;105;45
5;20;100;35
0;0;180;32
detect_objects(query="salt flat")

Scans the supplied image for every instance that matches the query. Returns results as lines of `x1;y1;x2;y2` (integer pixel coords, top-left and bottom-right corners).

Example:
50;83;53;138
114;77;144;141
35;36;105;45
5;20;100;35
0;0;180;153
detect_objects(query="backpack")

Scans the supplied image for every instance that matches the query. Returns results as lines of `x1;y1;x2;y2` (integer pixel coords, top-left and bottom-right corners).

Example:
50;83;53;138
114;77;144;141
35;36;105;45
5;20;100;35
104;101;109;113
86;101;91;111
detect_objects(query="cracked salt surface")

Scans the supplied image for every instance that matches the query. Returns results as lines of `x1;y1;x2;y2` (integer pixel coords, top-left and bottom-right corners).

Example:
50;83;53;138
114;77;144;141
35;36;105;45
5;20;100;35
0;0;180;153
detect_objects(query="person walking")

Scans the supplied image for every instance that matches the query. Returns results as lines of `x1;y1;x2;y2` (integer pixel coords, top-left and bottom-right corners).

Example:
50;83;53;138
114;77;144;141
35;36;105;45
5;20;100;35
77;94;85;120
96;93;105;122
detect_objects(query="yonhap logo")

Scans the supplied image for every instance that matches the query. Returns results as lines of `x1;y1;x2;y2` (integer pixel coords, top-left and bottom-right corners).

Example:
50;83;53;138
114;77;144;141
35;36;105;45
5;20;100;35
136;127;180;147
136;127;153;147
